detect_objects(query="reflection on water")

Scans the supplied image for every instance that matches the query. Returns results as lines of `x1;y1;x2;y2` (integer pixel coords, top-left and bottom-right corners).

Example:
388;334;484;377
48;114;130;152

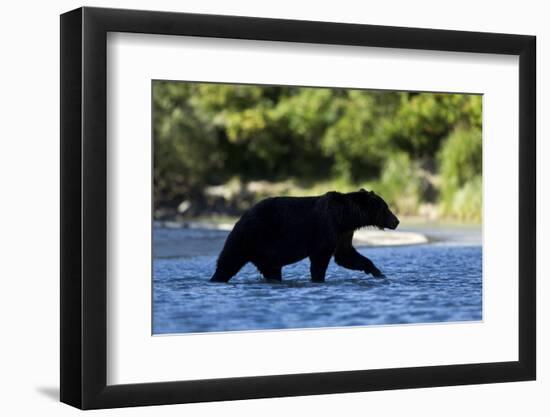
153;227;482;334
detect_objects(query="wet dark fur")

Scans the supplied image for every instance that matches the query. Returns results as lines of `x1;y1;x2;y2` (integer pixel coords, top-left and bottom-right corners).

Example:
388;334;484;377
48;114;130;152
210;189;399;283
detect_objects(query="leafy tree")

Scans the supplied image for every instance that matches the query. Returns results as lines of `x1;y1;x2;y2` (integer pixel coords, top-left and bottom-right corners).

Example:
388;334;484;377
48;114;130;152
153;81;483;221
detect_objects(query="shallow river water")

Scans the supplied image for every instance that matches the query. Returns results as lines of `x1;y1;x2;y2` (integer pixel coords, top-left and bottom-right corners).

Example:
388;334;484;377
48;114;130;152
153;227;482;334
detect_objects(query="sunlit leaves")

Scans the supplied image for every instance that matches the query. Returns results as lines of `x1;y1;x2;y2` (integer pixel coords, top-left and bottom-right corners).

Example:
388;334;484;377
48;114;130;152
153;81;482;220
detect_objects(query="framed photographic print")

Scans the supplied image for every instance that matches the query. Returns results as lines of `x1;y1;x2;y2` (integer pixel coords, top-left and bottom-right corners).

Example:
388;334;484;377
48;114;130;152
60;6;536;409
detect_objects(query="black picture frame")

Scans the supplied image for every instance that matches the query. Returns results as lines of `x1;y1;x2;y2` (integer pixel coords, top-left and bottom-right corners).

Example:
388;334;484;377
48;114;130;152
60;6;536;410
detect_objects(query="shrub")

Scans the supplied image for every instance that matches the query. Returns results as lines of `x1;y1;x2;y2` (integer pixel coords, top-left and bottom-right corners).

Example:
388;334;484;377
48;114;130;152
438;127;482;220
375;153;422;215
447;176;482;222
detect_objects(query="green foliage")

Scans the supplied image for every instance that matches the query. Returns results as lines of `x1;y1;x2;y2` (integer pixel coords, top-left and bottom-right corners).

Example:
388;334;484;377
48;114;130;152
322;90;401;180
382;93;482;157
374;153;422;215
153;81;483;222
447;176;482;222
438;127;483;220
153;82;226;204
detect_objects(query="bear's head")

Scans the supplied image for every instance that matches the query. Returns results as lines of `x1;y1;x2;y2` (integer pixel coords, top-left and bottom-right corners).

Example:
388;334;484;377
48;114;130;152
353;189;400;230
327;189;399;231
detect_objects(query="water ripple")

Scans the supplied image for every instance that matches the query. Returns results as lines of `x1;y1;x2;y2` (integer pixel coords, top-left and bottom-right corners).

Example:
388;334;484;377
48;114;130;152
153;243;482;334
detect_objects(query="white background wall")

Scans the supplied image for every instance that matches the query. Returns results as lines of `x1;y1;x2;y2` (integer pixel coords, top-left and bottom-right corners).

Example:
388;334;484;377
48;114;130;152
0;0;545;415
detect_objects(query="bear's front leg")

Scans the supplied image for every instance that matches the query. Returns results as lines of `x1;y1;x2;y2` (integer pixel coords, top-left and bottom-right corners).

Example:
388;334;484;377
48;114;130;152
334;237;386;278
363;258;385;278
309;252;332;282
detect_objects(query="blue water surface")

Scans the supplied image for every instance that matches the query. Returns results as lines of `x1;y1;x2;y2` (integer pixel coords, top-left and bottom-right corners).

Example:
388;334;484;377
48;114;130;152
153;228;482;334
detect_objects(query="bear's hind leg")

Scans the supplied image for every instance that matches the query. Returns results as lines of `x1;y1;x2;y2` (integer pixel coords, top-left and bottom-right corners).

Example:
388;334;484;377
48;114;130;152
210;253;248;283
210;269;235;283
256;264;282;282
309;252;331;282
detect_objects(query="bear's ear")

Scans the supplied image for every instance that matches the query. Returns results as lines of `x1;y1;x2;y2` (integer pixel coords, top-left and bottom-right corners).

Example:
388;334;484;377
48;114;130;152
359;188;373;194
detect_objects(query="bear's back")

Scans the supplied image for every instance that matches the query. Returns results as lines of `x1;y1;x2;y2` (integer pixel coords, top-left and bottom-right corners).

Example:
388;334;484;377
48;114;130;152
246;196;320;228
232;196;324;265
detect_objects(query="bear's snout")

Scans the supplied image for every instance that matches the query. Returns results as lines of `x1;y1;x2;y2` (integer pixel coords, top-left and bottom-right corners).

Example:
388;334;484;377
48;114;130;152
387;213;400;230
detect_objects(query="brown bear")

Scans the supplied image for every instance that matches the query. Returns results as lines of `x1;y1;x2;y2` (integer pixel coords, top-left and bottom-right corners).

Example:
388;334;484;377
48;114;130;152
210;189;399;283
